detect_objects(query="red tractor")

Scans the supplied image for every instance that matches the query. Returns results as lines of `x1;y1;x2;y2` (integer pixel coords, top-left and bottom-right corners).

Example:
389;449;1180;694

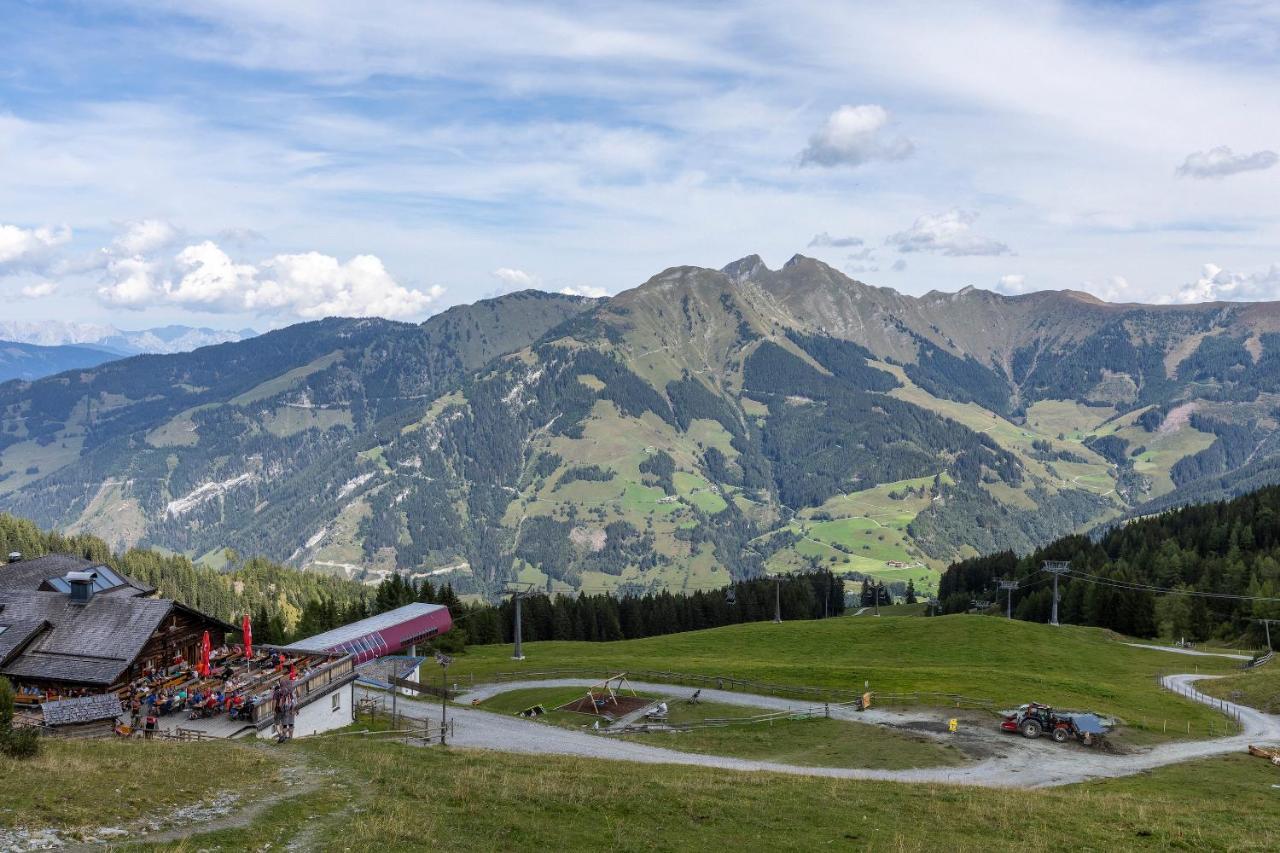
1000;702;1078;743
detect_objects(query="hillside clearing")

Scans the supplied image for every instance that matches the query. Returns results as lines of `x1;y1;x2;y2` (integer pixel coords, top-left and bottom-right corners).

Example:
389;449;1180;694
443;615;1240;741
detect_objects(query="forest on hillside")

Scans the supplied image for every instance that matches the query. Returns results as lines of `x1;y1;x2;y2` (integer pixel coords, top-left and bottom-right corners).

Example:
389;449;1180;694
936;485;1280;645
0;513;845;652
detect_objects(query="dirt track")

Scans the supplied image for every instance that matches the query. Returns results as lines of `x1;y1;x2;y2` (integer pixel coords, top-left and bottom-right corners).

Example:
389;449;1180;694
387;674;1280;789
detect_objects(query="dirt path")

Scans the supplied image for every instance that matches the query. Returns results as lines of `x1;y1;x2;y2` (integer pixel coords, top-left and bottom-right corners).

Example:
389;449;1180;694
56;748;322;852
387;675;1280;789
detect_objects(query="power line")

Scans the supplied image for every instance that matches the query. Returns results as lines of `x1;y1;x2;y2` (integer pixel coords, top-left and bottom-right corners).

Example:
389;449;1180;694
1062;569;1280;603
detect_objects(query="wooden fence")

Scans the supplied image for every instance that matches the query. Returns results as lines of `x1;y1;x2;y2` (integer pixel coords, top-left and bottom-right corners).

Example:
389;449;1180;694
1240;651;1274;670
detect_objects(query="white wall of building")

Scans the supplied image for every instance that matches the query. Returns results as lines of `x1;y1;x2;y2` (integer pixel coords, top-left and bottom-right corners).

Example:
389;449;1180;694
292;682;354;738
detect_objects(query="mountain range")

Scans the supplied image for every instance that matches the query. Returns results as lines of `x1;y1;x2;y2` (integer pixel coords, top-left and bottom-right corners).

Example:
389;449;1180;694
2;255;1279;600
0;321;257;356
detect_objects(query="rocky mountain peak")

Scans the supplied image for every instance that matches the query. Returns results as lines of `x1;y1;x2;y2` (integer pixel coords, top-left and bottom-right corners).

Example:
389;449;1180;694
720;254;770;283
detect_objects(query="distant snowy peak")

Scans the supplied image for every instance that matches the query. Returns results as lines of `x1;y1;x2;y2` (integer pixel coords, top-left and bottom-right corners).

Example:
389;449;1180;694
0;321;256;355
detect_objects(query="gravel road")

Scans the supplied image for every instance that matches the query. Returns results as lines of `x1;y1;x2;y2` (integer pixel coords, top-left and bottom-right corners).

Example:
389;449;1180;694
1122;643;1253;660
388;675;1280;789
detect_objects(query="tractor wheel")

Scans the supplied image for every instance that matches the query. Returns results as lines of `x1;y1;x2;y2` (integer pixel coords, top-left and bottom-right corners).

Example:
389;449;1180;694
1051;727;1071;743
1021;719;1042;739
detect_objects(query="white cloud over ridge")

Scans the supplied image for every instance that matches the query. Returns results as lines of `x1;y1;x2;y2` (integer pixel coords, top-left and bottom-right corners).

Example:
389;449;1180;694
1163;263;1280;303
491;267;541;291
885;210;1011;257
559;284;609;298
799;105;913;168
97;240;442;319
1176;146;1278;179
1081;275;1131;302
994;274;1027;294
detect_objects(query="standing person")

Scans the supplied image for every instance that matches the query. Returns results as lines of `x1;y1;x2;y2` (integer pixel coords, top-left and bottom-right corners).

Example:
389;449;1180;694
281;683;297;741
129;692;142;734
271;683;286;743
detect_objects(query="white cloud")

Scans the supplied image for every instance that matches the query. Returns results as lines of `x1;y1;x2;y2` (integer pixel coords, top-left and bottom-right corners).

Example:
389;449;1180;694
808;232;863;248
1082;275;1131;302
98;255;161;307
166;241;259;308
994;274;1028;295
112;219;180;256
216;227;267;245
253;252;443;319
799;105;913;168
0;223;71;270
845;247;876;262
559;285;608;298
844;263;879;275
18;282;58;299
885;210;1011;257
1162;263;1280;303
1176;146;1278;179
890;259;907;272
491;267;542;291
96;241;442;319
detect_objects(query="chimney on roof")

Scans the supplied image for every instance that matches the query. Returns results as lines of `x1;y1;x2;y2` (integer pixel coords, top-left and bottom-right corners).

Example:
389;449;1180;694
6;552;20;563
66;570;98;605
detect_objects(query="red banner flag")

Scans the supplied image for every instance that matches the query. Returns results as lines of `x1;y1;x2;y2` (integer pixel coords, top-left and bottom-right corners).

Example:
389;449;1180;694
242;613;253;660
199;630;211;678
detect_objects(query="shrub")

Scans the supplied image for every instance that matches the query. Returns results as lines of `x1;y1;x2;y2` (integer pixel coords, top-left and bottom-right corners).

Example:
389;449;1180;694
1;727;39;759
0;676;40;759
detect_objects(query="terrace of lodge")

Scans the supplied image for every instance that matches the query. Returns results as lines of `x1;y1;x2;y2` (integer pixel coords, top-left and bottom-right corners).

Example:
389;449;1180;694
1;552;355;738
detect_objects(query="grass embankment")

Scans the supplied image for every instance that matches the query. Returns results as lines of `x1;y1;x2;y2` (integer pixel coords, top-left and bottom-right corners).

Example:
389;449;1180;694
0;739;277;833
1199;658;1280;713
476;688;962;769
125;738;1280;852
445;615;1237;739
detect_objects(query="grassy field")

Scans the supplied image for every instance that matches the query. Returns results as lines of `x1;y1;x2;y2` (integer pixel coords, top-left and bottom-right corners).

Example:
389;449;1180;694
621;699;964;769
1199;658;1280;713
100;739;1280;851
442;615;1238;741
475;687;964;770
0;739;277;834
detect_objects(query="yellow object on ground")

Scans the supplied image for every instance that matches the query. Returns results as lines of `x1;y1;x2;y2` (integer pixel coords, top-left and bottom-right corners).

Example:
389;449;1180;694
948;718;959;733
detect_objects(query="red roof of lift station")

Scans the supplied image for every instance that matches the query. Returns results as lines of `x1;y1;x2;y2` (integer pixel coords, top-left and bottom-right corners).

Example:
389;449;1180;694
288;602;453;664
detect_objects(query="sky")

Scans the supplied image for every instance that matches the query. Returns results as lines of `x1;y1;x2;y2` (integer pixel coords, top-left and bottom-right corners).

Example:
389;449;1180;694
1;0;1279;331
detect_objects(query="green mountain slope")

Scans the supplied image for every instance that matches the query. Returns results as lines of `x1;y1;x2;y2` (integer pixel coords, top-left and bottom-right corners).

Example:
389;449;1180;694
3;256;1280;600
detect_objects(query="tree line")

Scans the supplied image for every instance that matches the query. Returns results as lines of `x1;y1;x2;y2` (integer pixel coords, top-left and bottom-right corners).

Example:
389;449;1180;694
936;484;1280;644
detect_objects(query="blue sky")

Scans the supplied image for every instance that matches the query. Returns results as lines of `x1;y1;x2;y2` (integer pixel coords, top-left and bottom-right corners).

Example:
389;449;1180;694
1;0;1278;329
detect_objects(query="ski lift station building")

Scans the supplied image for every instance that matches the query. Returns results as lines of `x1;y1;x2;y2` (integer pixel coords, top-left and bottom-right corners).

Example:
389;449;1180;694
289;602;453;664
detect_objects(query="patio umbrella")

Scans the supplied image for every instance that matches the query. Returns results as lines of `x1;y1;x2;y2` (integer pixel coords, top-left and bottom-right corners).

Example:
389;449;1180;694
199;630;211;678
242;613;253;660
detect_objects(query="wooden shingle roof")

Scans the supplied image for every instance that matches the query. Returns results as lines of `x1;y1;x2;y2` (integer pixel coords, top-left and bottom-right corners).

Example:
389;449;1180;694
41;693;124;726
0;592;174;685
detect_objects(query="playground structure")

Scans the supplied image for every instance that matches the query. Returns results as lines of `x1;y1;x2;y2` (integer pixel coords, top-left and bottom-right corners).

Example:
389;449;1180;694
556;674;650;720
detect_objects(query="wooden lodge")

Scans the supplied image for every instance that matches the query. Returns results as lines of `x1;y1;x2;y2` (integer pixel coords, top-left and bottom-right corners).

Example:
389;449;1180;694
0;553;235;700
